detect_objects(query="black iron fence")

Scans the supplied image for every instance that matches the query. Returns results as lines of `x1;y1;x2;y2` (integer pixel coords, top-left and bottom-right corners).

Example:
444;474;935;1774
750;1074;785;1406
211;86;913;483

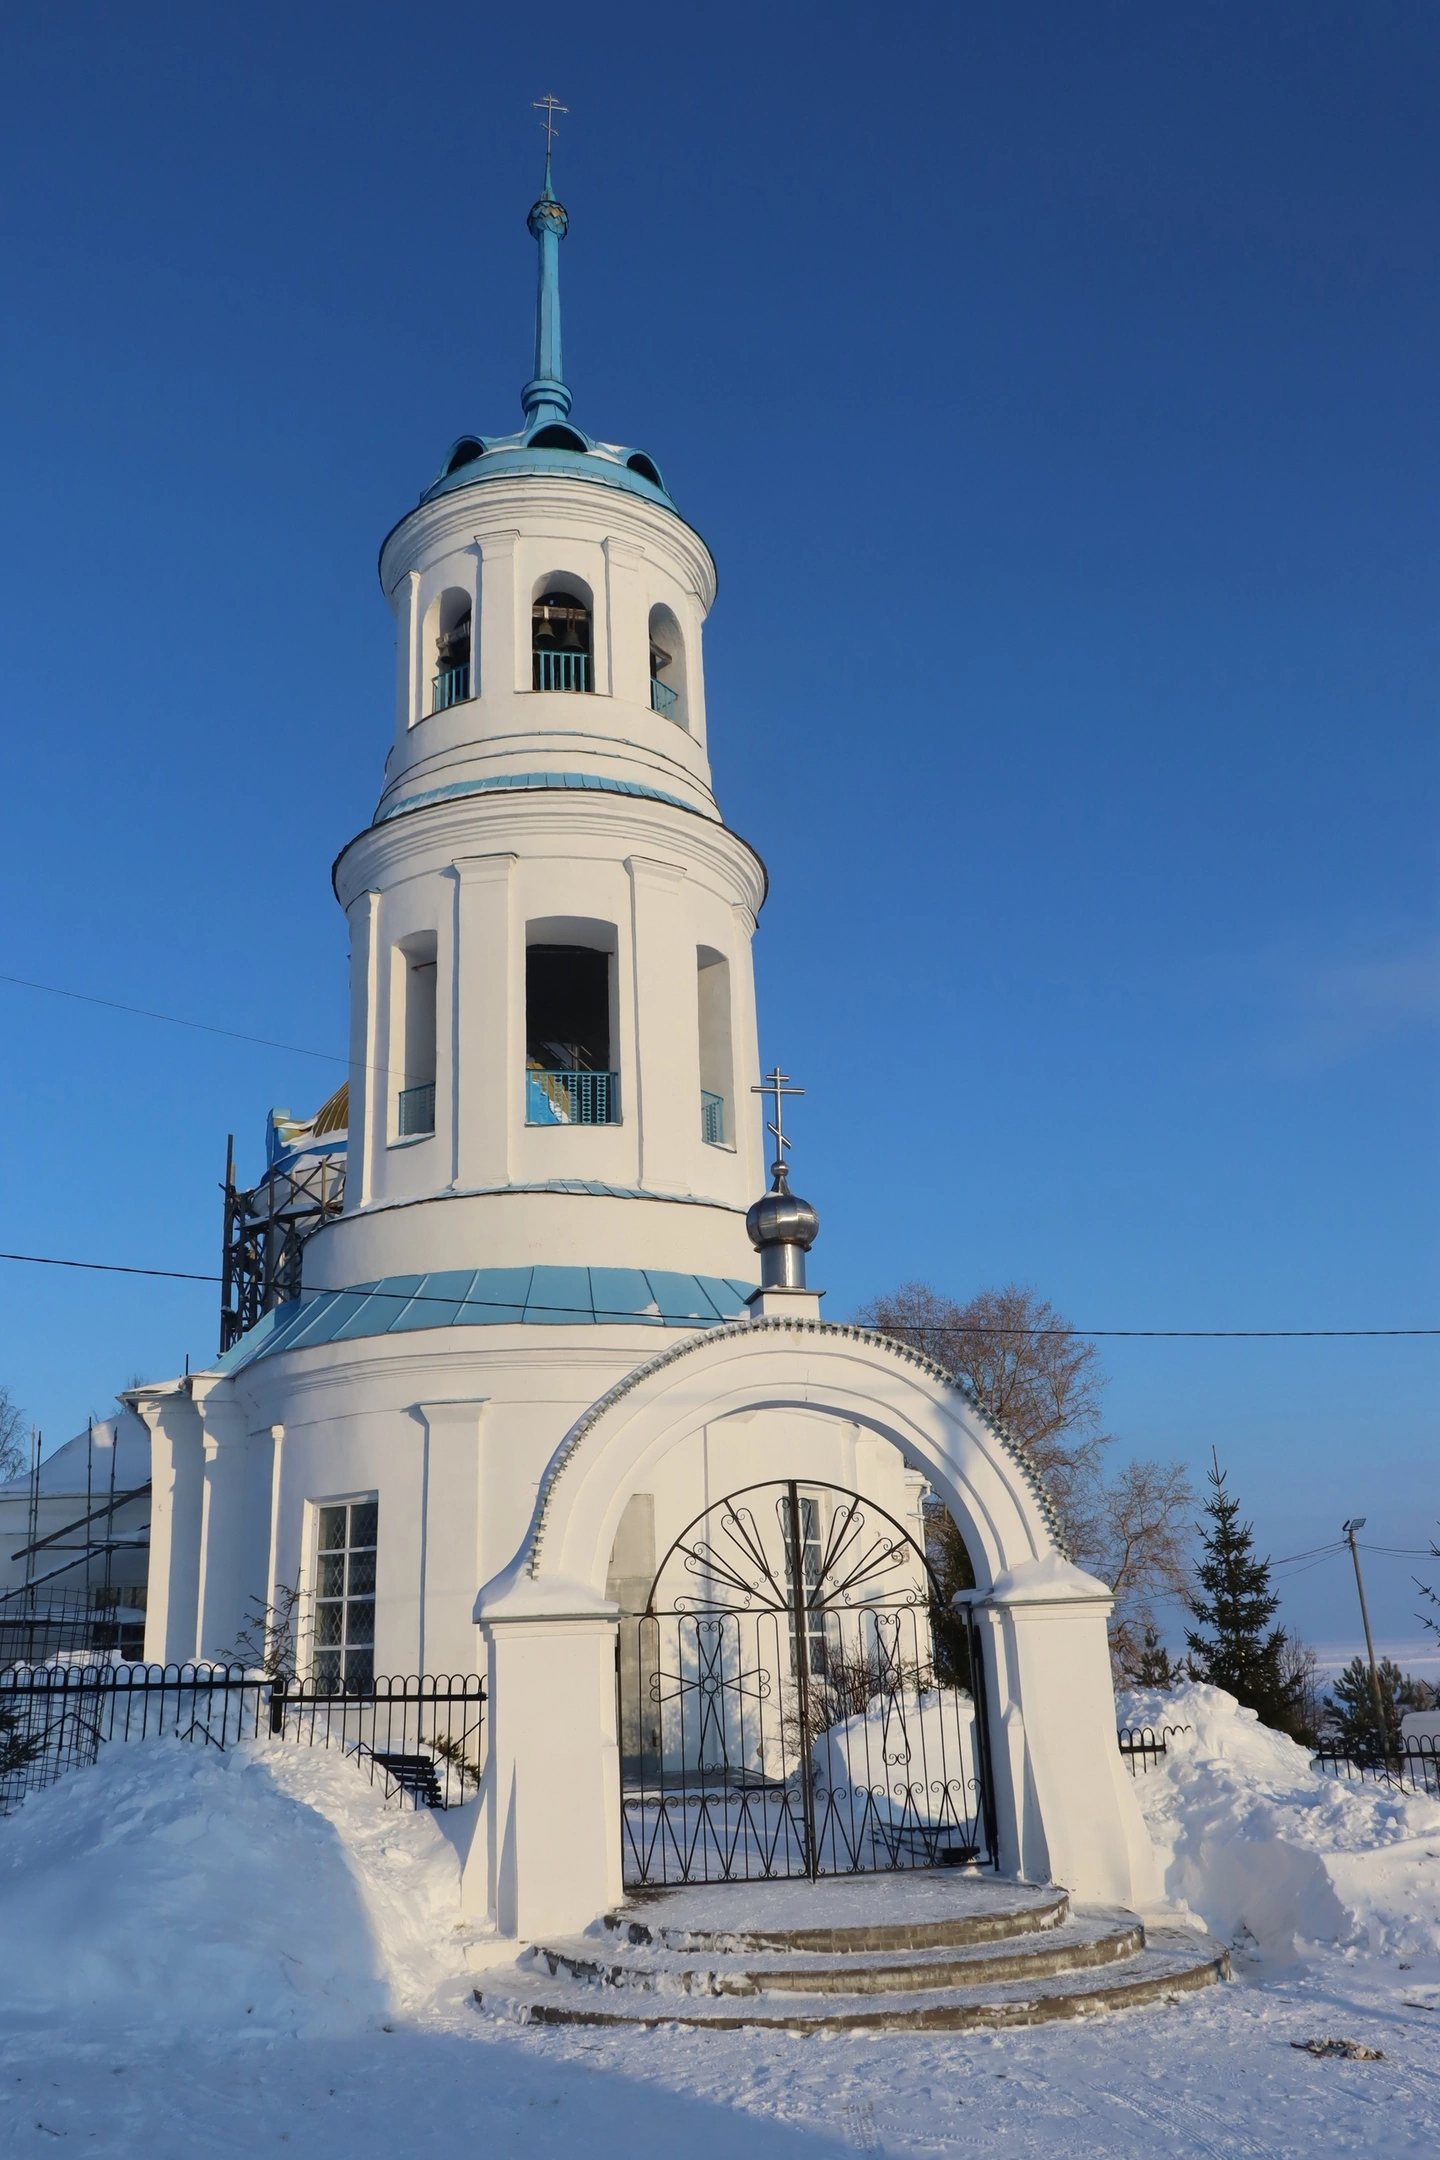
1311;1737;1440;1797
0;1666;484;1817
1117;1723;1191;1774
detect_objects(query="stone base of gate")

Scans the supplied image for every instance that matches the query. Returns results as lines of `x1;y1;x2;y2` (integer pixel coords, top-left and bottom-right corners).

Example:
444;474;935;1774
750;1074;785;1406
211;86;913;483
471;1871;1228;2031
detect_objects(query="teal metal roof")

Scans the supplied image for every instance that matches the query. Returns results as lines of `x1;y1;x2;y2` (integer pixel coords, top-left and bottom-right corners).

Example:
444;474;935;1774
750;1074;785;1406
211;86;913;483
217;1265;757;1374
375;770;701;828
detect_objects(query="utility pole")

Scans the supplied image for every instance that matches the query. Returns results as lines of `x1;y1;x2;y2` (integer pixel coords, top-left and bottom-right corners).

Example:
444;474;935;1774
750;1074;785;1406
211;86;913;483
1341;1518;1387;1750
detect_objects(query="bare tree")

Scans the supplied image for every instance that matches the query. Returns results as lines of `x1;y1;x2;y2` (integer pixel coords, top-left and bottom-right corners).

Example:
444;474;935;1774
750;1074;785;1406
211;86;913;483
856;1281;1193;1678
0;1389;27;1485
1091;1458;1195;1676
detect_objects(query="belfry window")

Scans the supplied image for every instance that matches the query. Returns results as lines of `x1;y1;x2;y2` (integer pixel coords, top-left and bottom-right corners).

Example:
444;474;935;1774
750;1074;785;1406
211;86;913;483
697;946;733;1146
432;589;472;712
313;1499;377;1694
396;935;437;1138
532;588;592;694
648;604;686;726
525;940;618;1125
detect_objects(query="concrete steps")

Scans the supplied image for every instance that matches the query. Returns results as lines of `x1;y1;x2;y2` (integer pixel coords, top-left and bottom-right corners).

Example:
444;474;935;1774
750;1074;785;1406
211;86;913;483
472;1871;1229;2033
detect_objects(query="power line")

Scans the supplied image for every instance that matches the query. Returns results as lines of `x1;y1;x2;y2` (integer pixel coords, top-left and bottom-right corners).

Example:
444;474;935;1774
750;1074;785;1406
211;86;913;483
0;972;345;1067
880;1324;1440;1340
0;1251;221;1284
0;1248;1438;1339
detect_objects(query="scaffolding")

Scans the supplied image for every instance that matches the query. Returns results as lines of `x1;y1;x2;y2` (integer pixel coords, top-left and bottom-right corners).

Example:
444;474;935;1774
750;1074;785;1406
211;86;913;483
219;1083;348;1353
1;1419;152;1669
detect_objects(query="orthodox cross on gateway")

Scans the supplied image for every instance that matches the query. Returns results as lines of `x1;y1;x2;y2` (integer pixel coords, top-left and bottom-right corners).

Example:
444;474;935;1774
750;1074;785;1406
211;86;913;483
752;1067;804;1191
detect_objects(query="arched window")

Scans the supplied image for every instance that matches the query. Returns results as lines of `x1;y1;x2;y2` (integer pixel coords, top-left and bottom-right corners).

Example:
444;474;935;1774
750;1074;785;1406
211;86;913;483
697;946;732;1146
533;583;592;694
648;604;686;727
431;588;472;712
394;933;437;1138
525;919;619;1125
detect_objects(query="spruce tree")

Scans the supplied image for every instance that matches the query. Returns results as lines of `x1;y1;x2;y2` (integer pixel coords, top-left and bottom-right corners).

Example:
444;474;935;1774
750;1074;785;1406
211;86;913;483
1185;1454;1306;1737
1325;1655;1430;1756
1129;1625;1183;1691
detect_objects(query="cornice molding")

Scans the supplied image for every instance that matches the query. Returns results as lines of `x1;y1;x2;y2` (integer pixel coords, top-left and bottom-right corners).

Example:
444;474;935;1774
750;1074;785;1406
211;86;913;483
332;787;768;915
379;473;717;614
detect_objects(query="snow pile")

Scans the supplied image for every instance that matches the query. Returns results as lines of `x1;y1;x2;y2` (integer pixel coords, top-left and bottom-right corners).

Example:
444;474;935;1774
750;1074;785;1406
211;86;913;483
814;1690;979;1822
0;1738;470;2038
1119;1681;1440;1959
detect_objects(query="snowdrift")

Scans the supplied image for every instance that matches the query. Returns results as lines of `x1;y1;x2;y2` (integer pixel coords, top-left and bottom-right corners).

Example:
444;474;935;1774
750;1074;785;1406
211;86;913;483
1118;1682;1440;1959
0;1737;470;2038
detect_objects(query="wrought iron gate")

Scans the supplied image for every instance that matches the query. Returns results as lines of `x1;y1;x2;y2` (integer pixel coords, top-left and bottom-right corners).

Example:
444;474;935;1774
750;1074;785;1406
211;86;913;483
618;1480;996;1886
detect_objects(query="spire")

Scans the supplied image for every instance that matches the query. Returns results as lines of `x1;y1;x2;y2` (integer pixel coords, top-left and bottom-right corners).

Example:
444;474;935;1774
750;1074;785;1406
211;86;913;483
523;97;573;431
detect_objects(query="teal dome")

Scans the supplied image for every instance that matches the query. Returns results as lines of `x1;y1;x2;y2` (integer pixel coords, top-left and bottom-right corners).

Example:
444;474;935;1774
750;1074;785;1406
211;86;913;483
411;155;677;517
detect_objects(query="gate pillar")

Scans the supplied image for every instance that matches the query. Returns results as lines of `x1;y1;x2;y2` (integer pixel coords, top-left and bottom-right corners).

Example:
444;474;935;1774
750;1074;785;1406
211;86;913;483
965;1558;1158;1907
476;1574;622;1939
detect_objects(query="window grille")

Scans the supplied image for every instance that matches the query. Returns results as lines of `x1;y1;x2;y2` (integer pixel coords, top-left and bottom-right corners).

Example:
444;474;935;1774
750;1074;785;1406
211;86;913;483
313;1500;377;1693
785;1493;828;1676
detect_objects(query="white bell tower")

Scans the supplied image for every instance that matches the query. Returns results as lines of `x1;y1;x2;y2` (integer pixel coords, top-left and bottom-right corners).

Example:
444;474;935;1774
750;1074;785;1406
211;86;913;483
308;149;768;1295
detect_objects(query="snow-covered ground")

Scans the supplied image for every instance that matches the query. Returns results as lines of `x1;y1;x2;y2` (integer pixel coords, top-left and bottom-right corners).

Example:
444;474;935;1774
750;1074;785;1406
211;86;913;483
2;1693;1439;2157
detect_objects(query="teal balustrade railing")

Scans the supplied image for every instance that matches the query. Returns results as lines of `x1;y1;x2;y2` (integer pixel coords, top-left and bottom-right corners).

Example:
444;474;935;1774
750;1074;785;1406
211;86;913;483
701;1090;725;1146
397;1082;436;1137
526;1069;619;1126
432;663;470;711
650;676;679;720
533;650;590;693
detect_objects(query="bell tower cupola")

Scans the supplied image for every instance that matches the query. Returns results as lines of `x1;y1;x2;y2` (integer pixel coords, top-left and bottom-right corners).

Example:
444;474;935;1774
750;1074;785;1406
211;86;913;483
313;127;769;1301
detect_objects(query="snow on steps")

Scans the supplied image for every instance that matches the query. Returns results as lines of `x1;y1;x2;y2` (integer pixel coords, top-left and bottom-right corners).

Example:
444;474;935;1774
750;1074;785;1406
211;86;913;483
472;1872;1229;2032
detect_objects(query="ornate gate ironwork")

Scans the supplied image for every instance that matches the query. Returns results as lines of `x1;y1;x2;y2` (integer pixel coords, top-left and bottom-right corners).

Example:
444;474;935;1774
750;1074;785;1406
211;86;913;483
618;1480;996;1886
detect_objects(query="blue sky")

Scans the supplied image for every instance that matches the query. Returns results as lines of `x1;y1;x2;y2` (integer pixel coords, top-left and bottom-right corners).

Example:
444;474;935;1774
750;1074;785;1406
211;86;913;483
1;3;1435;1661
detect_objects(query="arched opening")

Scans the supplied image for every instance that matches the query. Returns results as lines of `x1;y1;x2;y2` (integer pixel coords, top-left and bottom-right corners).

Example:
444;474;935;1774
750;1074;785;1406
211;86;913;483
696;945;732;1146
431;588;472;711
525;918;618;1125
617;1478;993;1885
532;581;593;694
647;604;686;726
393;933;437;1138
444;437;485;476
528;424;588;453
626;452;664;488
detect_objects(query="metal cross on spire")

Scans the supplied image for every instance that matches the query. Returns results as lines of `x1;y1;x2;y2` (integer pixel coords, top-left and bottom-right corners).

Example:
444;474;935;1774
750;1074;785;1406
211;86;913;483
752;1067;804;1191
533;93;568;182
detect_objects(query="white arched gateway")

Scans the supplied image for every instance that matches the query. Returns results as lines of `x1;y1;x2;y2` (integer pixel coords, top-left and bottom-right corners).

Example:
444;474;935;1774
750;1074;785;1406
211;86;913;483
475;1316;1156;1940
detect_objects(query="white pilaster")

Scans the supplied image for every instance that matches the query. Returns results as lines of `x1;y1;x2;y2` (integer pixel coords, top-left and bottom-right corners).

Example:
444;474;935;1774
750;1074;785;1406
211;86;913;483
626;855;691;1192
451;853;517;1190
413;1399;487;1675
191;1380;249;1663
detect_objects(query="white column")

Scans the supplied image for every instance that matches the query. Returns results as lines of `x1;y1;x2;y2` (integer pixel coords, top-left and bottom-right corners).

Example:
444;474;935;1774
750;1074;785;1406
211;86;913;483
395;569;420;738
626;855;692;1192
451;853;517;1190
192;1380;248;1663
346;889;382;1208
729;903;764;1190
477;1581;621;1938
132;1387;205;1666
477;530;520;694
434;859;457;1185
603;536;647;706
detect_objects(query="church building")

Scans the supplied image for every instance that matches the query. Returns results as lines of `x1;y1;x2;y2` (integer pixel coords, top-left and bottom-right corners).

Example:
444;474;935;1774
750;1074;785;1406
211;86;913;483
123;142;1159;1945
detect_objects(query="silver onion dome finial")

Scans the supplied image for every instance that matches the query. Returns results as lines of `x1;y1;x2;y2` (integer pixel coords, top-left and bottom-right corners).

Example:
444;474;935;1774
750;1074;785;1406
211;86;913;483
746;1068;820;1290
